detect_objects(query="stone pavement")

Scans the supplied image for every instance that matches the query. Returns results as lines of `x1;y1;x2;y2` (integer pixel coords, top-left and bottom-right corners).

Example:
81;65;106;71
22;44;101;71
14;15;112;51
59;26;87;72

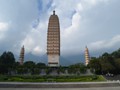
0;87;120;90
0;81;120;88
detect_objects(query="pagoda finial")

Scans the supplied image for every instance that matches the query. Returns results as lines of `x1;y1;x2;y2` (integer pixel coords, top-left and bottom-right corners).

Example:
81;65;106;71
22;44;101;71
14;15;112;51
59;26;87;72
53;10;55;15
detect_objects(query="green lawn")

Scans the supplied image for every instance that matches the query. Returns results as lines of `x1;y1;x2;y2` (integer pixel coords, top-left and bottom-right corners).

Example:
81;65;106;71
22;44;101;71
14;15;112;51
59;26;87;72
0;75;106;82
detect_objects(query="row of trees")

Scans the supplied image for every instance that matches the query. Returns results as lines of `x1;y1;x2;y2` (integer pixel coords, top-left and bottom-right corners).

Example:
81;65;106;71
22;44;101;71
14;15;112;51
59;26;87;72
3;48;120;75
0;51;46;75
0;51;87;75
15;61;46;75
88;49;120;74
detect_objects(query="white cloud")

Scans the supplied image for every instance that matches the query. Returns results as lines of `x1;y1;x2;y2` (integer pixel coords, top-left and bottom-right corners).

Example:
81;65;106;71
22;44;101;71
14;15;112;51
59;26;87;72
29;0;116;56
0;22;10;40
21;34;34;53
21;27;46;56
0;0;39;53
0;0;119;58
32;46;41;55
83;0;110;6
89;35;120;51
0;22;9;31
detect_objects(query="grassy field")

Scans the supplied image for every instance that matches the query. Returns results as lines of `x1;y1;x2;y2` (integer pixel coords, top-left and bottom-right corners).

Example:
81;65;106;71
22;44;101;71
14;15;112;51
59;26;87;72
0;75;106;82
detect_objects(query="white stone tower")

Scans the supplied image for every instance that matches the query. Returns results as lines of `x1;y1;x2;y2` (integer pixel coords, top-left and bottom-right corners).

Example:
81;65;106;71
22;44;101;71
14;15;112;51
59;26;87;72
47;11;60;67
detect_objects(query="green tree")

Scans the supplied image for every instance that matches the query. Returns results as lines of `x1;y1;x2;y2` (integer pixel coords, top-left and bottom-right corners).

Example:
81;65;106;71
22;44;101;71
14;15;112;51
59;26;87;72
100;59;115;73
57;66;65;74
114;58;120;73
111;48;120;59
89;58;101;74
16;65;26;74
68;63;86;74
36;62;46;69
100;53;116;73
24;61;36;74
0;51;15;74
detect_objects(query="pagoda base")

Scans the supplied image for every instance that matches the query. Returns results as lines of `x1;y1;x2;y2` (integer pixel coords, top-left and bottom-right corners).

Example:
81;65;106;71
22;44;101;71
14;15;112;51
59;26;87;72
48;54;59;67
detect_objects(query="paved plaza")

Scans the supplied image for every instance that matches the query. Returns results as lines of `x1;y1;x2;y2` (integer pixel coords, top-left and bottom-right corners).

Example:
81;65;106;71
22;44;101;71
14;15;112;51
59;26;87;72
0;82;120;89
0;87;120;90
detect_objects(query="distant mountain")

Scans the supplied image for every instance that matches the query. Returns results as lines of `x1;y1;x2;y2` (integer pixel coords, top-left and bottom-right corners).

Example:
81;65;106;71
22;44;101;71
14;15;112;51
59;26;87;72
15;53;85;66
24;53;48;64
60;54;85;66
15;53;47;64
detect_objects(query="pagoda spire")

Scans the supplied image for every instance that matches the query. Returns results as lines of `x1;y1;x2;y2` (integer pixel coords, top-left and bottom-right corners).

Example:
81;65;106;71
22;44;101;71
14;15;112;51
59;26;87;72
53;10;55;15
19;45;25;65
85;46;90;66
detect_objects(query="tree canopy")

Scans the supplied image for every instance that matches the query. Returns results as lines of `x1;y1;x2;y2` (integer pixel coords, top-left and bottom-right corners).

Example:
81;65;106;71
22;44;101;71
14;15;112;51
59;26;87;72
0;51;15;74
89;48;120;74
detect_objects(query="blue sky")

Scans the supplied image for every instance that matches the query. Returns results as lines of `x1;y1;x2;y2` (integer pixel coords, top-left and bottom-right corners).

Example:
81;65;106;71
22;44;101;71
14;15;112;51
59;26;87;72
0;0;120;59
